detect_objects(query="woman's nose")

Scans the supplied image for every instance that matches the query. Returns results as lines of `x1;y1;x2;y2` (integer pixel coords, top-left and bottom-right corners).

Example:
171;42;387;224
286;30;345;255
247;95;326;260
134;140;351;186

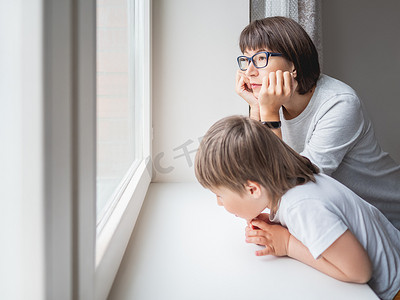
245;61;258;77
217;197;223;206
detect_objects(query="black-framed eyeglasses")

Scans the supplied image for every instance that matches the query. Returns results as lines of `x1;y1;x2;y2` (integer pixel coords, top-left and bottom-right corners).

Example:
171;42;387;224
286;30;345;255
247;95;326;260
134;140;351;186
237;51;282;71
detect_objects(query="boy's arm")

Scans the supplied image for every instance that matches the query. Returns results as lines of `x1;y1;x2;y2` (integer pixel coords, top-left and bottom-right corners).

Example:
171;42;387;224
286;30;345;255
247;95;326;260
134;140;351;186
288;230;372;283
248;220;372;284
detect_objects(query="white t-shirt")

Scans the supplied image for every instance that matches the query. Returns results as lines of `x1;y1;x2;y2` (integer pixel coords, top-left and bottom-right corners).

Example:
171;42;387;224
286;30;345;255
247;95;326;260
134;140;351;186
280;75;400;230
269;174;400;300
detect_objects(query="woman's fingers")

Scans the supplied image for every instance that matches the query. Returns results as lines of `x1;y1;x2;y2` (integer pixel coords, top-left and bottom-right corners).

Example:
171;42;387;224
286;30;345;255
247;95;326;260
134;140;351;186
236;70;249;83
236;70;244;84
275;70;283;95
236;71;251;92
268;71;276;92
236;72;244;88
283;71;298;96
261;70;296;96
283;71;292;95
260;75;268;95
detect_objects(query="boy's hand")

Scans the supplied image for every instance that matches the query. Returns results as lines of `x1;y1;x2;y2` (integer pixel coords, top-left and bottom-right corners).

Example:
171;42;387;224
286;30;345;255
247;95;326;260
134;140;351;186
245;218;291;257
245;213;272;230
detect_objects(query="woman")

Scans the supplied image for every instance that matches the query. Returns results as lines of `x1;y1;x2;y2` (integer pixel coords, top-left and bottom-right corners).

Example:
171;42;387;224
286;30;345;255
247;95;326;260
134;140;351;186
235;16;400;230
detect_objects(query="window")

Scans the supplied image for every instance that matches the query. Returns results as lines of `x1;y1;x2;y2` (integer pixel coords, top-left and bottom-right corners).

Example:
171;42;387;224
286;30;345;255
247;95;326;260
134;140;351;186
95;0;151;298
96;0;145;229
2;0;150;299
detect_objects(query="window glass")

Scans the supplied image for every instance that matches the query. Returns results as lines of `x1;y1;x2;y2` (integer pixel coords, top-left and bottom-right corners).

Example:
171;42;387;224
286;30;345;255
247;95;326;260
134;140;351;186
96;0;140;221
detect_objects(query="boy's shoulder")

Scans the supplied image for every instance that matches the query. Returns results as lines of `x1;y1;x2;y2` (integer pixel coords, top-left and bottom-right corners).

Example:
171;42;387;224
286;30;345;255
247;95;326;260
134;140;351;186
280;174;346;209
283;173;329;195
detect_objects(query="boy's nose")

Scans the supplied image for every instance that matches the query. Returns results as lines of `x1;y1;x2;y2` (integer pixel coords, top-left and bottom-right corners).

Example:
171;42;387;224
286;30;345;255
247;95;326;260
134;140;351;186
216;197;223;206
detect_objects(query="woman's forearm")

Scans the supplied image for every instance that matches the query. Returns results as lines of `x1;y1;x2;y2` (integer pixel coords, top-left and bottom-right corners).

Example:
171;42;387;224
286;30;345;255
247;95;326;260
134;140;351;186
249;106;260;121
259;107;282;139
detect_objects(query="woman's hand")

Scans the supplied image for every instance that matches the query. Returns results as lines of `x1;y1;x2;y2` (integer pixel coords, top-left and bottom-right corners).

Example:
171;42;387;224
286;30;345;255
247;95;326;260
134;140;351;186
245;216;291;257
258;70;297;121
235;70;260;120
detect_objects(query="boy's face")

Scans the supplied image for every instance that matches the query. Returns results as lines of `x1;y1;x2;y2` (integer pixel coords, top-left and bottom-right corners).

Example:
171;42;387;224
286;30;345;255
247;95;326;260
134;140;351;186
211;182;270;223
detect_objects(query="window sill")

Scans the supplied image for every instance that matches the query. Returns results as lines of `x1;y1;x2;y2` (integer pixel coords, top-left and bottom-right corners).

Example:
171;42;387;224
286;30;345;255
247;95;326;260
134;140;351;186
95;158;151;300
107;182;378;300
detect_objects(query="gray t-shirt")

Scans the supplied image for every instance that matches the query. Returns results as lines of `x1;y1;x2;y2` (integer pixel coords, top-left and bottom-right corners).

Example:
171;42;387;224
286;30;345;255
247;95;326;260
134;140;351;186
280;75;400;230
270;174;400;300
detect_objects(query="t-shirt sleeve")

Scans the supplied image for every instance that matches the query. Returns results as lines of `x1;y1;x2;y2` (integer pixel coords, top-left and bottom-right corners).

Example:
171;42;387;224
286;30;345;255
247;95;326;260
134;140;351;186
285;199;348;259
301;95;365;175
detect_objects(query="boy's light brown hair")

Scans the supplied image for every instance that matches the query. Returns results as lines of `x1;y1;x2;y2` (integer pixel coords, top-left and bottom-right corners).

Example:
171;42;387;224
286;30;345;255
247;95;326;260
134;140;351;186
195;115;319;212
239;16;320;95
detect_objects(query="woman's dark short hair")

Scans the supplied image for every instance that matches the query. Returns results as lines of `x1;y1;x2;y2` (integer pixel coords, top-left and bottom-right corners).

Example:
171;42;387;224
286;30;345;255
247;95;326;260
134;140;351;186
239;16;320;95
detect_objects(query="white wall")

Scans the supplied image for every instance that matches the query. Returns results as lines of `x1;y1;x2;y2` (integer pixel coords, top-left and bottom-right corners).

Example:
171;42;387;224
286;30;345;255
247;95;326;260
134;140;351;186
152;0;249;182
0;1;45;299
1;2;97;299
322;0;400;163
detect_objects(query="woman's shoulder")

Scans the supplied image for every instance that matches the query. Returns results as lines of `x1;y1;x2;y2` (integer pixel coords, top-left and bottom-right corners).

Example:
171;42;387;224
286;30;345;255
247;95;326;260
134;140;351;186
316;74;359;100
317;74;356;94
312;74;363;115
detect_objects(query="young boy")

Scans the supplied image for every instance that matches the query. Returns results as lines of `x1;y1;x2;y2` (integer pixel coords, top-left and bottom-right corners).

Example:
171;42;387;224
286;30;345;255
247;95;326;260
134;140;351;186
195;115;400;300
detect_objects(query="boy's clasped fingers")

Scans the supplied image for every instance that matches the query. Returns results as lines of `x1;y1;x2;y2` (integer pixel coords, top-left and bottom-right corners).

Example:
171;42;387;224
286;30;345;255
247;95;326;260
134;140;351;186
246;219;291;257
255;245;276;256
246;228;270;239
251;219;270;230
246;235;268;245
245;221;273;251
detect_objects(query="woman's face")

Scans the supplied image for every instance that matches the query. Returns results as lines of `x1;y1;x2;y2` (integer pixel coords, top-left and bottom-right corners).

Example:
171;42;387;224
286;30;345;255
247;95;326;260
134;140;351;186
243;48;294;99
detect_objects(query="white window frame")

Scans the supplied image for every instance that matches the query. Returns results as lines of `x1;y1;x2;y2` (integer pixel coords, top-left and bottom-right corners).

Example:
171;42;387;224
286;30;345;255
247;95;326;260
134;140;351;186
42;0;151;299
95;0;152;298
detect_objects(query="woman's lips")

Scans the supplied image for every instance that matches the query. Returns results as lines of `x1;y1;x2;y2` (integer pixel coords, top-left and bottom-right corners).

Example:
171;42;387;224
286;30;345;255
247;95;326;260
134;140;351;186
251;84;262;90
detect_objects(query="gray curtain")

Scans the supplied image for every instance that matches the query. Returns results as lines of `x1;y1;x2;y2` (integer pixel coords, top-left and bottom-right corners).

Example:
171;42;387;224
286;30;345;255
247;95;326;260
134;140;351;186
250;0;323;68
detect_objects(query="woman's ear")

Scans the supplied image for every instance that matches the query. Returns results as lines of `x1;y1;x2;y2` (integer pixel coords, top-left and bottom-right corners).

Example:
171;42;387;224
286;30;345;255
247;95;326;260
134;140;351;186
292;69;297;78
245;180;262;198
